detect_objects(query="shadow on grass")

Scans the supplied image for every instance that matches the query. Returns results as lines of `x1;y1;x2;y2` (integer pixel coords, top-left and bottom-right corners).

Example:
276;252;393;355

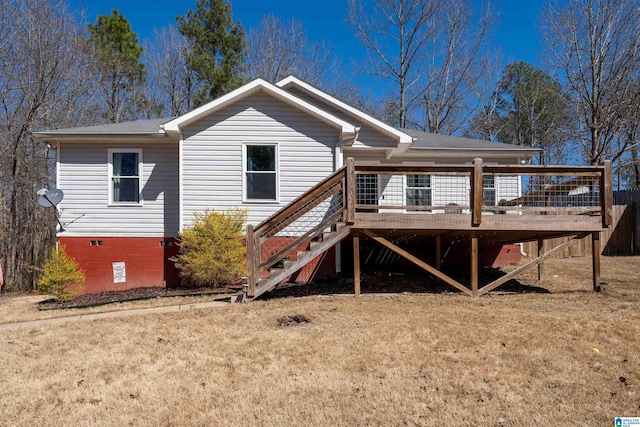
262;266;551;300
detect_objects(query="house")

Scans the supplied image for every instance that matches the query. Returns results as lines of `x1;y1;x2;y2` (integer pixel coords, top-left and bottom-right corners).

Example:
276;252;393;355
35;76;540;295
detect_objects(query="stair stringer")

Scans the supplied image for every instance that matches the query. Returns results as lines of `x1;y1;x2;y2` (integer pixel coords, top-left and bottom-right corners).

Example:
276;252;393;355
250;224;351;300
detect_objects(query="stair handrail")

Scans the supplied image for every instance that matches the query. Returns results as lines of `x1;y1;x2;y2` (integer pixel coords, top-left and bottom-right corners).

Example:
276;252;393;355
247;165;349;297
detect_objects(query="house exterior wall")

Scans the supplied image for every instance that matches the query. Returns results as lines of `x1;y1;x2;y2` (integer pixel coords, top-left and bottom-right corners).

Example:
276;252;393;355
56;142;180;293
181;92;340;228
58;142;179;237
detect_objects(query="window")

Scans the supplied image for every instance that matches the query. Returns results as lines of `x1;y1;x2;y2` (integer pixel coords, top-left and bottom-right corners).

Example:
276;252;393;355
357;174;378;206
483;175;496;206
244;144;277;201
108;149;142;205
406;174;432;207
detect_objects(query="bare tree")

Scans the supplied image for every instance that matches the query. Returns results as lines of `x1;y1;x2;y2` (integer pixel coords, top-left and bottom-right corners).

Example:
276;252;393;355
0;0;99;290
541;0;640;165
348;0;439;128
420;0;494;134
245;14;335;86
144;25;200;117
467;52;507;142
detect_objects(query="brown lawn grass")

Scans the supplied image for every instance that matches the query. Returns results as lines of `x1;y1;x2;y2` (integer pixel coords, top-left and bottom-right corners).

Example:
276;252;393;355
0;292;232;325
1;256;639;426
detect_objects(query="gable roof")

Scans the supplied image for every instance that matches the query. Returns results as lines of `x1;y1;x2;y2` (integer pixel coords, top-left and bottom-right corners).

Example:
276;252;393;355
276;76;414;153
163;78;358;141
402;129;540;153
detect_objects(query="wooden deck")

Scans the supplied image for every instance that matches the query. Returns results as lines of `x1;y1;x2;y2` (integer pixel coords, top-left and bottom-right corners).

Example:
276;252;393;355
245;158;612;300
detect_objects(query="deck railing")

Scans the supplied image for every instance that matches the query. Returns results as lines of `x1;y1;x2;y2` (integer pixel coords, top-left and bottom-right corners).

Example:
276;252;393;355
351;158;612;229
246;158;612;297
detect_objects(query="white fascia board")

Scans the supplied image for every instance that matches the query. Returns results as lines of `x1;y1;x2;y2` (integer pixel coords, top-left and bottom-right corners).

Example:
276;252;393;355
32;133;173;144
399;148;538;161
163;78;357;140
276;76;414;145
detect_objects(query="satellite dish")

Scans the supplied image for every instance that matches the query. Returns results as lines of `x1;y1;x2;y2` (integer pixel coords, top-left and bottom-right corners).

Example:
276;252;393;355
37;188;64;208
36;188;65;231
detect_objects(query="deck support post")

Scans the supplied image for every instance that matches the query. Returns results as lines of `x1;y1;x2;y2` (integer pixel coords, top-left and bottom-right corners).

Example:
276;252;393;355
471;235;479;297
592;231;601;292
346;157;356;224
246;224;257;298
601;160;612;227
537;238;544;281
435;235;442;270
361;229;472;296
472;158;483;227
353;230;361;296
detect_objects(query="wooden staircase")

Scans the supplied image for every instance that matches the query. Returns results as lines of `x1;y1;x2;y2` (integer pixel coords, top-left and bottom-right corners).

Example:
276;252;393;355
251;222;351;300
245;166;352;301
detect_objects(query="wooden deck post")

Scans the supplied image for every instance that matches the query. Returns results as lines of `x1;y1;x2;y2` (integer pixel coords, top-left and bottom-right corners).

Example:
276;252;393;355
601;160;613;228
537;238;544;281
592;231;601;292
472;158;483;227
353;230;361;296
346;157;356;224
471;235;479;297
435;235;442;270
246;224;257;298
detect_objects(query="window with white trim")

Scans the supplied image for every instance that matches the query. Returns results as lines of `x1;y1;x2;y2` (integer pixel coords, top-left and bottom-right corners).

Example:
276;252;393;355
108;148;142;205
356;173;378;206
406;174;432;207
244;144;277;201
483;175;496;206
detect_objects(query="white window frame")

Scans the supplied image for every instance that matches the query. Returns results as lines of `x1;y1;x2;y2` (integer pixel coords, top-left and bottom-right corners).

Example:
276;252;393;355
108;148;143;206
483;174;497;207
242;142;279;203
356;173;379;206
403;174;433;212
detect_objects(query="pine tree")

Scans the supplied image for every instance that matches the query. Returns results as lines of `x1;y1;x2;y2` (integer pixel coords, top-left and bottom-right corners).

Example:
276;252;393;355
88;9;146;123
177;0;245;106
37;246;85;302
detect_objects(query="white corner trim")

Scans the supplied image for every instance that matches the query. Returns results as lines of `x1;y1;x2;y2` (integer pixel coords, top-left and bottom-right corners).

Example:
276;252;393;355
276;76;414;145
178;133;184;233
164;78;358;141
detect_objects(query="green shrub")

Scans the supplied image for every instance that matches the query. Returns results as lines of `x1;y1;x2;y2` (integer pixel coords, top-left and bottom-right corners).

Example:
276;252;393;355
37;245;85;301
172;208;247;287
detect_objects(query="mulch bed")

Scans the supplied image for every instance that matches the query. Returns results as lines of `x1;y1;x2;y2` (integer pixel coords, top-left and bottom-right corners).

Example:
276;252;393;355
38;285;242;311
36;267;547;310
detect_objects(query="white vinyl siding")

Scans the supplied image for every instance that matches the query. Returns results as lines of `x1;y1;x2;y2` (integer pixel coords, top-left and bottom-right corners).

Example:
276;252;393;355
57;142;179;237
181;92;338;227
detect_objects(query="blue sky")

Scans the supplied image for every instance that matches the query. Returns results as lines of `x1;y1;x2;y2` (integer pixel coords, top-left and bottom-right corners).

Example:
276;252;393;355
70;0;546;85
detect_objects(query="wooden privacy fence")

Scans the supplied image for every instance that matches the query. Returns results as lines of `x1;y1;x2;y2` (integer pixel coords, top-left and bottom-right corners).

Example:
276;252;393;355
523;204;636;258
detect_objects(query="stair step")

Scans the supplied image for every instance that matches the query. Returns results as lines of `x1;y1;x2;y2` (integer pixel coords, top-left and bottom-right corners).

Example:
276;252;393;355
269;268;284;276
322;231;336;241
251;224;352;300
309;241;322;250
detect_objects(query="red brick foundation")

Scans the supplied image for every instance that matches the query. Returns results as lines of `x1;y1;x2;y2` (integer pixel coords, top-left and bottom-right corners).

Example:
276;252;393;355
60;235;336;295
59;237;180;295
